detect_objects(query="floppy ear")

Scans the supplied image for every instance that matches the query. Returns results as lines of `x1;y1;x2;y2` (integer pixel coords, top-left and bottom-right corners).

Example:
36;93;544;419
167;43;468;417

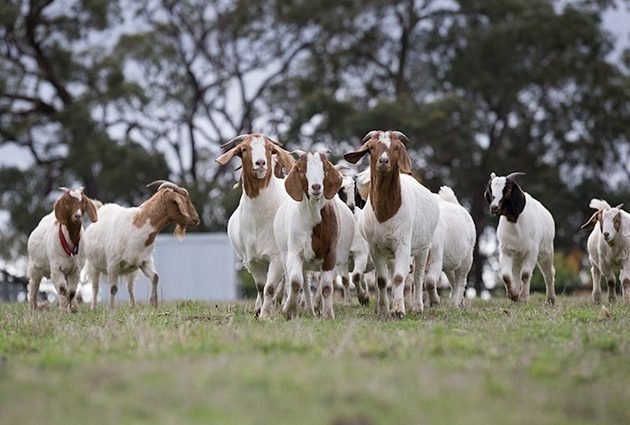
173;194;192;221
284;166;304;201
323;161;343;200
273;160;284;178
272;146;296;173
54;197;69;225
581;210;601;230
344;143;371;164
215;145;243;165
397;144;412;175
82;195;98;223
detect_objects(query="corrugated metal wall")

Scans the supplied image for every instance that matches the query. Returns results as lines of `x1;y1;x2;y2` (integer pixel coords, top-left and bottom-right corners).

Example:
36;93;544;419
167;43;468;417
96;233;237;303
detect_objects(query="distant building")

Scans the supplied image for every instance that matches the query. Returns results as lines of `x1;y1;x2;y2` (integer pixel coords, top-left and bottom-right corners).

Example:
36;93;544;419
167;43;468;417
92;233;238;303
2;233;238;304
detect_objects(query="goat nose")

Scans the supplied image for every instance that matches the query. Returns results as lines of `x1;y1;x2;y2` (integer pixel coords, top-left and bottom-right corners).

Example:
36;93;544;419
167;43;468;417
604;232;610;239
255;159;266;167
379;157;389;164
311;183;321;192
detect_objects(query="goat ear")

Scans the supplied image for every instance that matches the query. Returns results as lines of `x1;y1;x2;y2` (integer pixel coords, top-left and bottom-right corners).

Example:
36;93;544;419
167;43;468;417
344;143;371;164
284;165;304;201
215;145;242;165
484;187;493;205
272;146;296;173
54;197;68;225
581;211;601;230
174;195;192;221
82;196;98;223
324;161;343;200
397;143;412;175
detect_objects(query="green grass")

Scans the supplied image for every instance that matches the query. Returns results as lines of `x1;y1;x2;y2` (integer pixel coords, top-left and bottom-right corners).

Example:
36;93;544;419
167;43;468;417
1;295;629;425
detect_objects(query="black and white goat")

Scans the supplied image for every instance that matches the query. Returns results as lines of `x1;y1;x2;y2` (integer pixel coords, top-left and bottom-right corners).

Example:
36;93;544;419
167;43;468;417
484;172;556;304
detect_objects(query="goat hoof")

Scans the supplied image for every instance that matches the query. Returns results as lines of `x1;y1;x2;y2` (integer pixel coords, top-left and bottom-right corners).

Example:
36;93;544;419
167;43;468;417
358;294;370;306
547;296;556;306
254;307;261;318
391;310;406;319
592;292;601;304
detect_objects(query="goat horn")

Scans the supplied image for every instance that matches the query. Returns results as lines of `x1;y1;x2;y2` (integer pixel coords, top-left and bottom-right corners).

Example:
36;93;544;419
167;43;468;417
58;187;71;193
266;136;283;146
361;130;379;144
220;135;248;149
506;172;526;180
615;203;624;210
391;131;409;144
290;149;306;157
146;180;180;192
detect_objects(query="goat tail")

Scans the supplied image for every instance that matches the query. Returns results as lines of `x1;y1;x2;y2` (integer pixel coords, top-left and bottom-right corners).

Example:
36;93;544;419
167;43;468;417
438;186;460;204
589;199;611;211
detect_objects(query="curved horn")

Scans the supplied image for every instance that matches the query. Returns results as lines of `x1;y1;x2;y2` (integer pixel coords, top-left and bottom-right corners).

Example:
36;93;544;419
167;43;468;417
391;131;409;144
361;130;379;144
291;149;306;157
506;172;526;180
615;203;624;210
220;134;248;149
58;186;71;193
146;180;180;192
265;136;283;146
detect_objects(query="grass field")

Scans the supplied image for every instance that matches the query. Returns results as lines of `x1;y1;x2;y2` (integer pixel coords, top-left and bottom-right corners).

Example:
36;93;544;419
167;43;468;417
0;294;629;425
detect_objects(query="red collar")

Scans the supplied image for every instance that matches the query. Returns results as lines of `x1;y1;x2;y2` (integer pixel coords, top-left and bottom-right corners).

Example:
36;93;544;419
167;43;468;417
59;224;80;257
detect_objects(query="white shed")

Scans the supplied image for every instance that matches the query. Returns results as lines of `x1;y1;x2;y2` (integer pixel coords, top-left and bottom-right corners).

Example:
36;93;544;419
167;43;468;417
90;232;237;303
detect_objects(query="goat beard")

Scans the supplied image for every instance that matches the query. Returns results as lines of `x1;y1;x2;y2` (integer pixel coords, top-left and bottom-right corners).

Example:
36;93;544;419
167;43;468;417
174;224;187;241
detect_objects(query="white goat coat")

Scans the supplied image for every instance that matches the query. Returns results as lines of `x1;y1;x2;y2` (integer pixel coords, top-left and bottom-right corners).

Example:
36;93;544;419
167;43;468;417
228;175;289;266
274;196;351;272
84;203;156;277
360;174;439;259
497;193;554;262
27;213;87;288
425;188;476;306
586;206;630;302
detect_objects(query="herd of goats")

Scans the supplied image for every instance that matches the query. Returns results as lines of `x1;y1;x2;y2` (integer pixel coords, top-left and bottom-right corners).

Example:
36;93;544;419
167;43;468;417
25;130;629;317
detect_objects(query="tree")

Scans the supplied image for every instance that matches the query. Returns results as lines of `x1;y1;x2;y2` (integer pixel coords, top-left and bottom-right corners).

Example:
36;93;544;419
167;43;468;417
0;0;169;256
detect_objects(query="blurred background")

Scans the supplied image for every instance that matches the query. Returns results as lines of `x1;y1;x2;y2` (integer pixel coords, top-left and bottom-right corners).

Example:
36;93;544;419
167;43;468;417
1;0;629;300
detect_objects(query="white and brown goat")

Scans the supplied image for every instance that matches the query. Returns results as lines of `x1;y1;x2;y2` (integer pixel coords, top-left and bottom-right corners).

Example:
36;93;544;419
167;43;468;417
27;187;99;312
582;199;630;303
84;181;199;308
344;130;440;317
215;133;295;318
273;152;353;319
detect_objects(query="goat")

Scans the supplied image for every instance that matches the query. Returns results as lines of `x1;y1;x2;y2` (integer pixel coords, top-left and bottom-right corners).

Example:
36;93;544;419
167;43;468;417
84;180;199;308
581;199;630;303
27;187;99;312
424;186;476;307
484;172;556;304
336;171;370;305
344;130;440;317
215;133;295;318
273;151;349;319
